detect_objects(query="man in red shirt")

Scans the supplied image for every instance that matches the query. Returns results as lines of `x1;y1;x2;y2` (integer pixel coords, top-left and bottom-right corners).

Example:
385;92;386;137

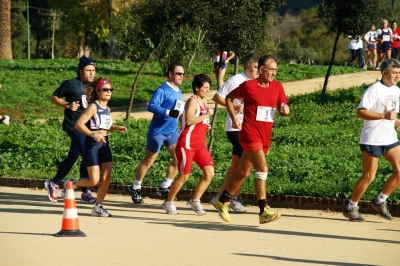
391;21;400;60
215;55;290;224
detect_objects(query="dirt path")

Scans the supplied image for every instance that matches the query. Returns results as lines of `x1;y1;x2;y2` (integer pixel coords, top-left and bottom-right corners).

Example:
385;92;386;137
1;186;399;266
111;71;382;121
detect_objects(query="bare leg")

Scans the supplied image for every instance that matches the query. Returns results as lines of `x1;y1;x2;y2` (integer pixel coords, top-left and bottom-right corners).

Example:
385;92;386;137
96;162;112;204
245;150;268;200
381;146;400;195
75;165;100;188
193;166;215;200
135;150;159;182
350;151;378;202
226;152;254;195
165;144;178;179
167;174;189;202
216;155;241;198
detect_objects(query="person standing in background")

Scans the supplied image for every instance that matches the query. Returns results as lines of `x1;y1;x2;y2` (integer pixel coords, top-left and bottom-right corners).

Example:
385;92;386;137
214;50;235;88
391;21;400;60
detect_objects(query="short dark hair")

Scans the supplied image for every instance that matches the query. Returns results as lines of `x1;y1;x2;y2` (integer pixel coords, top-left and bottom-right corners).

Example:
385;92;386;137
166;62;184;77
258;55;277;71
191;74;212;94
243;52;259;69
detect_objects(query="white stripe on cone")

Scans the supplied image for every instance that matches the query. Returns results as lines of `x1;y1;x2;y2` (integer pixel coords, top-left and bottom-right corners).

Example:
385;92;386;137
65;188;75;199
63;208;78;219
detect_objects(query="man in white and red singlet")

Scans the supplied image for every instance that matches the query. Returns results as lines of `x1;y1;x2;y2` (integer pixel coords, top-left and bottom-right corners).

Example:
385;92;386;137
376;19;393;68
215;55;290;224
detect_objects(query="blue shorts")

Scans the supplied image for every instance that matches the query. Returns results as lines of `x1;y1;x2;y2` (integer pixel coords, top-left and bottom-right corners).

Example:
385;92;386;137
226;131;243;158
83;137;112;166
360;142;400;158
146;132;179;153
379;42;391;53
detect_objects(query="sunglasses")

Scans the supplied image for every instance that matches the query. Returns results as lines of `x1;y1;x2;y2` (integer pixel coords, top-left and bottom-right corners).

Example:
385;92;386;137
100;88;114;92
174;72;185;76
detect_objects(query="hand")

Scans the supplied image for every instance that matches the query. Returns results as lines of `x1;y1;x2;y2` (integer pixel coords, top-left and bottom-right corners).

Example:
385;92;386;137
115;126;127;133
396;119;400;130
206;109;214;117
207;124;211;130
384;109;397;120
69;101;80;111
232;119;242;130
234;103;244;114
279;104;290;115
93;134;106;143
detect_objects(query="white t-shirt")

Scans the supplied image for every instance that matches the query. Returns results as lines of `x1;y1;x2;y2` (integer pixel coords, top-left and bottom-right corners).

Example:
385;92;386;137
358;81;400;145
348;38;363;50
216;72;250;131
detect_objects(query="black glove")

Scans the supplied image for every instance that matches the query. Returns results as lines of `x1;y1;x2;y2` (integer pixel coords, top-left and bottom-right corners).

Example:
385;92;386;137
169;110;180;118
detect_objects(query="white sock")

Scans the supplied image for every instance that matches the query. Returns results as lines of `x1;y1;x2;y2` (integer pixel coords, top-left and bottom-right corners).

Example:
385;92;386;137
132;180;142;190
375;192;388;204
160;177;173;188
347;200;358;209
95;203;102;208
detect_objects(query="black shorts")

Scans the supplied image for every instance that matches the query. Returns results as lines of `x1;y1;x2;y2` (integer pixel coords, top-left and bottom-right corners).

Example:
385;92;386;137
360;141;400;158
83;137;112;166
226;131;244;158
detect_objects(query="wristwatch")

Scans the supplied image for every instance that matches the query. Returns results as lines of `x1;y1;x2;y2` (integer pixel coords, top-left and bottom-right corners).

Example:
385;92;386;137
65;103;70;110
90;133;95;138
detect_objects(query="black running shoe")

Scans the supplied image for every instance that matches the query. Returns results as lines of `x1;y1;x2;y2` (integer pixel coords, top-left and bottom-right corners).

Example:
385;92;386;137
128;185;144;204
370;200;392;220
342;206;365;222
156;186;170;197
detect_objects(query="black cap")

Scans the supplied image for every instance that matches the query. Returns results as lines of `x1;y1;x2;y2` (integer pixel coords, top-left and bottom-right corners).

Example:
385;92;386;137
78;56;94;70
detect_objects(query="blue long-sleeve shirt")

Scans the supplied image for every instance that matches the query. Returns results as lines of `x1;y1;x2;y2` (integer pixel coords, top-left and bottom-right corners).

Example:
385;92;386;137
147;82;183;136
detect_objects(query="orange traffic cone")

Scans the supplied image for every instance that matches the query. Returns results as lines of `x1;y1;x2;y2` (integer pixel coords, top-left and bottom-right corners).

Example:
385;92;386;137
55;180;86;237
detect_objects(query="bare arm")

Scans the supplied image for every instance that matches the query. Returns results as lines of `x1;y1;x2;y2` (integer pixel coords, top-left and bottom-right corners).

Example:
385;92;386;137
212;93;226;106
184;98;214;126
225;92;241;130
357;107;396;120
51;95;80;111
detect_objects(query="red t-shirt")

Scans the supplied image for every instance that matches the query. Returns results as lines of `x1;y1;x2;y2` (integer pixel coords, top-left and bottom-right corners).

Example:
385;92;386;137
392;29;400;48
232;79;288;148
177;96;209;150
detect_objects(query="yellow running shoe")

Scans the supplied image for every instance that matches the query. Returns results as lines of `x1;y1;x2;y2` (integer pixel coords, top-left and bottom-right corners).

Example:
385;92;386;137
259;206;281;224
215;198;231;222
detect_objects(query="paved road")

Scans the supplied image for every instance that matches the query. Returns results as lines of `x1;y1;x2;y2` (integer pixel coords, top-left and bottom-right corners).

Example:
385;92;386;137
1;187;399;266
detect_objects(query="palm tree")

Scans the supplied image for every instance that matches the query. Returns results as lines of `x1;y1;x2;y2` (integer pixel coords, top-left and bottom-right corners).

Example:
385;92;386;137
0;0;13;59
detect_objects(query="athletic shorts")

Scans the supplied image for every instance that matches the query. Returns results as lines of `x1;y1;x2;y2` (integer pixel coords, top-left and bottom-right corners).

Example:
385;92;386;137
365;43;376;52
360;141;400;158
226;131;244;157
146;132;179;153
83;137;112;167
379;43;391;53
240;141;269;155
176;145;214;175
213;62;228;74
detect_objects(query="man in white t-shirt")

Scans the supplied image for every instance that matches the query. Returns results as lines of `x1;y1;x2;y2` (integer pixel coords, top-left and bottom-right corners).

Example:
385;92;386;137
210;52;259;212
343;58;400;222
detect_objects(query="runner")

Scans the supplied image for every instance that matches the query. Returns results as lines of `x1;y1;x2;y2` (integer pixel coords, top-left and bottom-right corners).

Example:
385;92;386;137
343;58;400;222
161;74;215;215
375;19;392;69
65;77;127;217
363;24;377;70
210;52;259;213
215;54;290;224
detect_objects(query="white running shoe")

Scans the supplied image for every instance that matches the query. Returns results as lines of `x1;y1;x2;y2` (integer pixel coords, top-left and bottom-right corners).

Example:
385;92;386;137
186;199;206;215
161;201;179;214
229;198;246;213
1;115;9;125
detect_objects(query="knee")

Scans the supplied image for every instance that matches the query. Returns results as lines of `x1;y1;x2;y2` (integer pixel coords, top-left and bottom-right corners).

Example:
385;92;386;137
88;179;100;187
140;159;154;169
361;173;375;184
177;174;189;182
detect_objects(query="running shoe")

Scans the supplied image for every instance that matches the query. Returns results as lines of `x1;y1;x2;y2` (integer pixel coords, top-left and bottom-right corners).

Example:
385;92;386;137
161;201;179;214
61;178;73;200
44;180;59;203
259;206;281;224
215;199;231;222
156;186;170;198
80;190;96;204
91;205;111;217
370;200;392;220
342;206;365;222
186;199;206;215
1;115;10;125
210;194;217;209
229;198;246;213
128;185;144;204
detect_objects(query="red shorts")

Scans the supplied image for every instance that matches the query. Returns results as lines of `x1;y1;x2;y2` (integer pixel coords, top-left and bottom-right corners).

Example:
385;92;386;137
176;145;214;174
240;142;269;154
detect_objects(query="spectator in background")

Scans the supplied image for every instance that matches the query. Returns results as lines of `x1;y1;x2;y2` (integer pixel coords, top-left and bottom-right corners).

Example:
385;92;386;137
363;24;378;70
214;50;235;88
375;19;392;69
0;115;10;125
391;21;400;60
310;60;317;66
345;35;365;69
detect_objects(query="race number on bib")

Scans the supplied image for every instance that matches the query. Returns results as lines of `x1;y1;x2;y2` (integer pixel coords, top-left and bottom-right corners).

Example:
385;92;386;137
81;95;88;108
174;99;185;113
99;114;112;130
383;35;391;41
256;106;276;122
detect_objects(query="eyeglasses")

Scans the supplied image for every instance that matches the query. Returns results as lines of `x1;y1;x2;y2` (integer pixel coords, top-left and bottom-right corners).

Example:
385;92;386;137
262;66;278;73
100;88;114;92
174;72;185;76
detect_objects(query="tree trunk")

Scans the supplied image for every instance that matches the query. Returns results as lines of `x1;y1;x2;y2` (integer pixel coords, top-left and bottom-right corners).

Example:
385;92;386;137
126;48;157;120
0;0;13;59
188;28;207;68
207;102;218;153
321;31;341;103
234;56;239;75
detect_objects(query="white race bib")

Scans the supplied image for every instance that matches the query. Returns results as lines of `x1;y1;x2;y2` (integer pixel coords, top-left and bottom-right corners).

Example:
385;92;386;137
174;99;185;113
256;106;276;122
82;95;88;108
383;35;391;41
99;114;112;130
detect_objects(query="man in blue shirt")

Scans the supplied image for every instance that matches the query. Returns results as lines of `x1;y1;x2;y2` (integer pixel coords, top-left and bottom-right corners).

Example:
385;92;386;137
128;62;184;204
